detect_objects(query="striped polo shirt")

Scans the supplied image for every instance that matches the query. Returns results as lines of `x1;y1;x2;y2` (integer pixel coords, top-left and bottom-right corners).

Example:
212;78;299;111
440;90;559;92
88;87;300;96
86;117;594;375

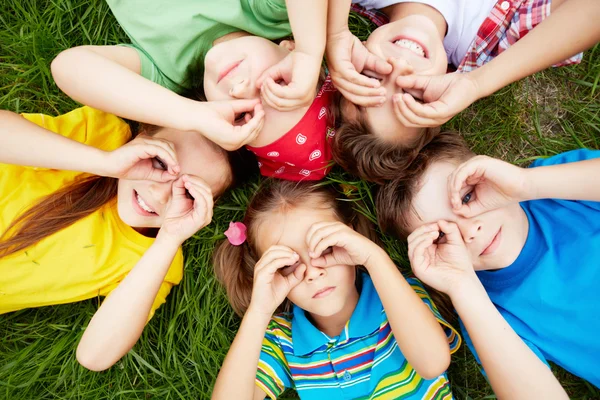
255;273;461;399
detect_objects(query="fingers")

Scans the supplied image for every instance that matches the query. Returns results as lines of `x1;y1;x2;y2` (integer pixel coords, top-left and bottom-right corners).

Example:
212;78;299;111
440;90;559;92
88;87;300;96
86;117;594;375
256;63;285;89
260;78;308;111
310;252;338;268
285;264;307;289
255;247;298;272
181;178;214;227
138;138;180;175
407;222;439;245
305;222;341;256
332;74;386;107
364;52;392;76
408;229;439;262
395;74;431;92
410;232;436;277
227;98;262;114
392;94;432;128
437;220;464;245
237;103;265;145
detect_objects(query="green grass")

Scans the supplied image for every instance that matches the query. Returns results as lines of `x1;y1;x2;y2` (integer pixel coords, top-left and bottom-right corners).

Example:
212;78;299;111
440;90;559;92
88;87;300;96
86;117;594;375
1;1;599;399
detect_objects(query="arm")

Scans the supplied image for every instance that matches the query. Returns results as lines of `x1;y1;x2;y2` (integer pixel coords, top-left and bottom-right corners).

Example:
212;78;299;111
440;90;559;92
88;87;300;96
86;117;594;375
286;0;327;58
51;46;265;151
211;310;271;400
212;245;304;399
77;176;214;371
307;222;450;379
470;0;600;98
451;279;568;400
76;231;181;371
365;249;451;379
408;221;568;399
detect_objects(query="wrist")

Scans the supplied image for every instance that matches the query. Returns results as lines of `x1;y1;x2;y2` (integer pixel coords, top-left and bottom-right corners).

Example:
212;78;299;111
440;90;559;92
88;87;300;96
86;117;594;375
447;274;486;308
91;150;115;177
246;304;275;325
362;245;392;271
156;228;185;248
520;167;541;201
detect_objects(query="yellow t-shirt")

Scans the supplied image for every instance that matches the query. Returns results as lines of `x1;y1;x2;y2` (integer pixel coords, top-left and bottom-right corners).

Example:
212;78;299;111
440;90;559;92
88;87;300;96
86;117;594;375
0;107;184;319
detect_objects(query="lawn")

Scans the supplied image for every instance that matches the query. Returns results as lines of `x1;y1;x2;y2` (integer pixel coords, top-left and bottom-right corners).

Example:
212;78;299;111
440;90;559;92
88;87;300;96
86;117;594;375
1;1;599;399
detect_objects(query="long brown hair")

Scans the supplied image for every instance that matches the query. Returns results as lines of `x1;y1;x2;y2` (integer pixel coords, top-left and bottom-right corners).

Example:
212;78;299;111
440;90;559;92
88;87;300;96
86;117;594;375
213;180;380;317
0;176;118;257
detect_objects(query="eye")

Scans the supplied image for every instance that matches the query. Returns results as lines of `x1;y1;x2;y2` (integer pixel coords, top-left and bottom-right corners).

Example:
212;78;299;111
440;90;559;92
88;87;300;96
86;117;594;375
234;112;247;124
462;191;474;205
152;157;167;170
185;189;194;200
280;261;300;277
433;231;447;245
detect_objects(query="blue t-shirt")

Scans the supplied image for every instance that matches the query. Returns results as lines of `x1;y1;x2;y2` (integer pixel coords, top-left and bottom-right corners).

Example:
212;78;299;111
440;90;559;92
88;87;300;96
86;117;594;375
460;149;600;388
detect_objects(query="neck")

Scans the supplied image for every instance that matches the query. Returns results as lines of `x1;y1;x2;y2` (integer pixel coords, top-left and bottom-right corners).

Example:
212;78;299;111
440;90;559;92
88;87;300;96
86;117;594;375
382;3;447;39
309;289;359;337
212;30;252;47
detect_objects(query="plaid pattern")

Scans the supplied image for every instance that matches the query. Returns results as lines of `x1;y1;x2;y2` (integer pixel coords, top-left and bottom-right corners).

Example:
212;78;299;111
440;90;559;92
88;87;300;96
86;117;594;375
350;3;389;27
458;0;583;72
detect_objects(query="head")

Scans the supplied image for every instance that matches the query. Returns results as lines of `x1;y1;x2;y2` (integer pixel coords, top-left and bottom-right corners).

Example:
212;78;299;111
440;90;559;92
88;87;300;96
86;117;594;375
0;124;238;257
377;132;528;271
341;3;447;146
117;125;233;229
332;110;439;183
214;181;379;317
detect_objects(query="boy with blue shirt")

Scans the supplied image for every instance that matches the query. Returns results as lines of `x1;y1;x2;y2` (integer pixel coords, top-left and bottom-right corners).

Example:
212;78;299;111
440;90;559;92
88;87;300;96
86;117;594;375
376;131;600;391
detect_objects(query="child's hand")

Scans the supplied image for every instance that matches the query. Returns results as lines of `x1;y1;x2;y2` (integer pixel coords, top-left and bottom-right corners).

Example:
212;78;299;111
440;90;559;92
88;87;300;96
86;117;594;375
159;175;213;244
103;135;179;181
307;222;383;269
199;100;265;151
326;29;392;107
393;72;480;127
448;155;531;218
408;220;478;298
255;50;322;111
248;246;306;317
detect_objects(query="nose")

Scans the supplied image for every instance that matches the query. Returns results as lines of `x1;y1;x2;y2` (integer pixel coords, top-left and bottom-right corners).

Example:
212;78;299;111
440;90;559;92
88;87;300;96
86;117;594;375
304;264;326;283
148;181;171;205
229;78;257;99
457;217;483;243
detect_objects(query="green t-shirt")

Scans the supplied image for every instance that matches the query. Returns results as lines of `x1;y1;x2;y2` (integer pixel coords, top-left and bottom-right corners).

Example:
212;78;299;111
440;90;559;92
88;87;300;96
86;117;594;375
106;0;292;92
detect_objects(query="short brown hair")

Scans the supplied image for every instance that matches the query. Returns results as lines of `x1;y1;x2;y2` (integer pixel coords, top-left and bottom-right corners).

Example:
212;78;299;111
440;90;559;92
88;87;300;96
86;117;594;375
332;105;440;184
213;180;380;317
376;131;475;239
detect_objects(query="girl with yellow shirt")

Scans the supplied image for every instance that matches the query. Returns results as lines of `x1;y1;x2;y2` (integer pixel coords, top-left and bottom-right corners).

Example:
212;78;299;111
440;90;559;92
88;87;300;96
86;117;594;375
0;106;243;371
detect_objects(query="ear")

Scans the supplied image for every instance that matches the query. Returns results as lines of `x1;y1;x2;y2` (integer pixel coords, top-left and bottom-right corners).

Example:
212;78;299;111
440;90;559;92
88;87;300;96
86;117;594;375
279;39;295;52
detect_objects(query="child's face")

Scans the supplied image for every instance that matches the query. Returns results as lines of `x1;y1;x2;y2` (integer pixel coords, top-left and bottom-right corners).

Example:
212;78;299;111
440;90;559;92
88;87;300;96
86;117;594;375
256;205;358;318
406;160;529;271
359;15;448;143
117;128;230;228
204;36;312;145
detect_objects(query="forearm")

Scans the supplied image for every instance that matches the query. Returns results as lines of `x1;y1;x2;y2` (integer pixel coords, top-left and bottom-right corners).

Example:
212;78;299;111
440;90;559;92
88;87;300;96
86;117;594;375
286;0;327;56
51;46;196;132
0;110;106;173
471;0;600;98
524;158;600;202
76;232;181;371
451;280;567;399
327;0;352;37
212;309;271;400
365;251;450;379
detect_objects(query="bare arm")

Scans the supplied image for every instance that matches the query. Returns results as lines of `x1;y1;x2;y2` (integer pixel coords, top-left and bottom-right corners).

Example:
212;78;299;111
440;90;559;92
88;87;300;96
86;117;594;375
451;279;568;400
0;110;106;173
286;0;327;57
211;309;270;400
365;249;450;379
77;232;181;371
472;0;600;98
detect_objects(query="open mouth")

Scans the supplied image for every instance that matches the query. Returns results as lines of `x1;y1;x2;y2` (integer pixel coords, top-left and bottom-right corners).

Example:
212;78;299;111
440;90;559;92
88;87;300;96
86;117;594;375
480;228;502;256
217;59;243;83
313;286;335;299
132;190;157;216
391;37;427;58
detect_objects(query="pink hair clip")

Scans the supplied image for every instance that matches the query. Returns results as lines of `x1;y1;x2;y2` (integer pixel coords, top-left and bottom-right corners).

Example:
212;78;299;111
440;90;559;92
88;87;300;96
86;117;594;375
224;222;247;246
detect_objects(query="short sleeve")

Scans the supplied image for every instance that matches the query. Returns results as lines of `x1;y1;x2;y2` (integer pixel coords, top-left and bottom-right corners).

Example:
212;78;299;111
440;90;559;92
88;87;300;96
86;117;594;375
117;43;184;93
529;149;600;211
21;106;131;152
458;319;550;379
406;276;462;354
255;319;294;399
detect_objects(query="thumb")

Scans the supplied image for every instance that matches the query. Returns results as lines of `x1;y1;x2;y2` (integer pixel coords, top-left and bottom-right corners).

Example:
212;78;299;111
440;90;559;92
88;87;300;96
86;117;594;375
364;52;392;75
287;264;306;288
454;200;487;219
256;63;285;88
437;220;465;246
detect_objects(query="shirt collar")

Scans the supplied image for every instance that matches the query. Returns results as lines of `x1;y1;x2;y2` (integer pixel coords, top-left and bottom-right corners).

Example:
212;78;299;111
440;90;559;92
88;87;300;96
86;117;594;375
291;272;382;356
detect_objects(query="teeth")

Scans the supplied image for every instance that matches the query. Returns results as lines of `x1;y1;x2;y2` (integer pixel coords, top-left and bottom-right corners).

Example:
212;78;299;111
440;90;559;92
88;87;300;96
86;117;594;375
394;39;425;57
136;192;155;214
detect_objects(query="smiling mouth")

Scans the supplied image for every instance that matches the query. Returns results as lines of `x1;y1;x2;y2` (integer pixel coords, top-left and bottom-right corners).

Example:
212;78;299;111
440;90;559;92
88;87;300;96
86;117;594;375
313;287;336;299
133;190;157;216
391;37;427;58
217;59;243;83
480;228;502;256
